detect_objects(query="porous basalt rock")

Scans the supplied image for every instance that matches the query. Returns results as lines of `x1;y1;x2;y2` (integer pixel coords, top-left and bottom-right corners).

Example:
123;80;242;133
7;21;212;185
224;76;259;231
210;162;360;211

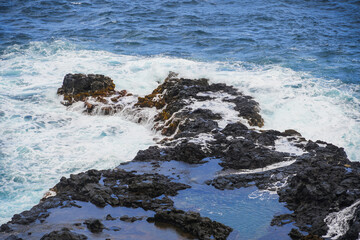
288;229;323;240
150;209;233;240
57;74;116;105
138;72;264;134
40;228;87;240
53;169;190;209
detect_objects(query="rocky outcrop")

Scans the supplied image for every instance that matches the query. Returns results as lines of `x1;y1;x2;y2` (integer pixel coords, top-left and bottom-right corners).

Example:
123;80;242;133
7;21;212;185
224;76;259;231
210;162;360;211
57;74;116;105
1;72;360;240
135;72;264;136
57;74;132;115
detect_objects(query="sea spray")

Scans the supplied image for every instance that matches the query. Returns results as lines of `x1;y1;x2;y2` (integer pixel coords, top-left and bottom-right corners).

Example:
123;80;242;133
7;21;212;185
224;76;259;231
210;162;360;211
323;200;360;240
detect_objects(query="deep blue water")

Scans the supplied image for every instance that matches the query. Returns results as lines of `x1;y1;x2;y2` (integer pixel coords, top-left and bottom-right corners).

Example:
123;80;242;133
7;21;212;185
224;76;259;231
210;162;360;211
0;0;360;236
1;0;360;83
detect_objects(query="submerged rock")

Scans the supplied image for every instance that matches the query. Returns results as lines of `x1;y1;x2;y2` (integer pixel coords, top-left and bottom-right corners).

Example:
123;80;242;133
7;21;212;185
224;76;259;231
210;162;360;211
40;228;87;240
119;215;143;222
105;214;117;221
83;219;104;233
5;236;23;240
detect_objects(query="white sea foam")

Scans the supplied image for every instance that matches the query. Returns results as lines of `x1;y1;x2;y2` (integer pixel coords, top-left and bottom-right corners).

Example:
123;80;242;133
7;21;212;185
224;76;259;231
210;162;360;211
323;200;360;239
68;94;160;128
248;174;292;200
188;92;247;128
186;133;215;152
248;189;278;200
42;190;56;200
274;137;306;156
0;40;359;223
0;41;158;223
219;160;296;176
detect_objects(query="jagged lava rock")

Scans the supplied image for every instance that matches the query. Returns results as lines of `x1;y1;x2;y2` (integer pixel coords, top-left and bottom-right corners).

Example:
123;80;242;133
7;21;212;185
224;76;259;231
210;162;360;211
150;209;232;240
57;73;116;105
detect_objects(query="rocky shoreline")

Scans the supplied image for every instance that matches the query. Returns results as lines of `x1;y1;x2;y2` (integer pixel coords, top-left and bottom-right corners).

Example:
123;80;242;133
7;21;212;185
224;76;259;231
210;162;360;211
1;73;360;239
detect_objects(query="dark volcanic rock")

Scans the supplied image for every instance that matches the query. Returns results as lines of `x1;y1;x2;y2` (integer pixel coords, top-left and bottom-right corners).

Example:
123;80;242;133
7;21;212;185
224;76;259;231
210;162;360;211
172;142;208;164
53;169;190;210
0;169;190;231
40;228;87;240
119;215;143;222
288;229;323;240
176;117;219;138
56;73;128;109
105;214;117;221
5;236;23;240
1;224;12;233
6;196;63;227
133;146;163;162
57;74;115;103
224;96;264;127
151;209;232;240
84;219;104;233
219;138;291;169
137;72;264;135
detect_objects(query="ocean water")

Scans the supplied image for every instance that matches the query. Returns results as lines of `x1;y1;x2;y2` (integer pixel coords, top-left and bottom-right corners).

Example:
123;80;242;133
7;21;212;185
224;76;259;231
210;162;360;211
120;158;295;239
0;0;359;232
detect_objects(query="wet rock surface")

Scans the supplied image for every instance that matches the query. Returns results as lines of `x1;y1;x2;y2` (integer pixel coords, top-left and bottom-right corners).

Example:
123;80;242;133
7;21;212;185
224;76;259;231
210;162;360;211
57;74;116;105
149;209;232;240
141;72;264;135
4;235;23;240
2;72;360;239
119;215;144;222
340;204;360;240
84;219;105;233
40;228;87;240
